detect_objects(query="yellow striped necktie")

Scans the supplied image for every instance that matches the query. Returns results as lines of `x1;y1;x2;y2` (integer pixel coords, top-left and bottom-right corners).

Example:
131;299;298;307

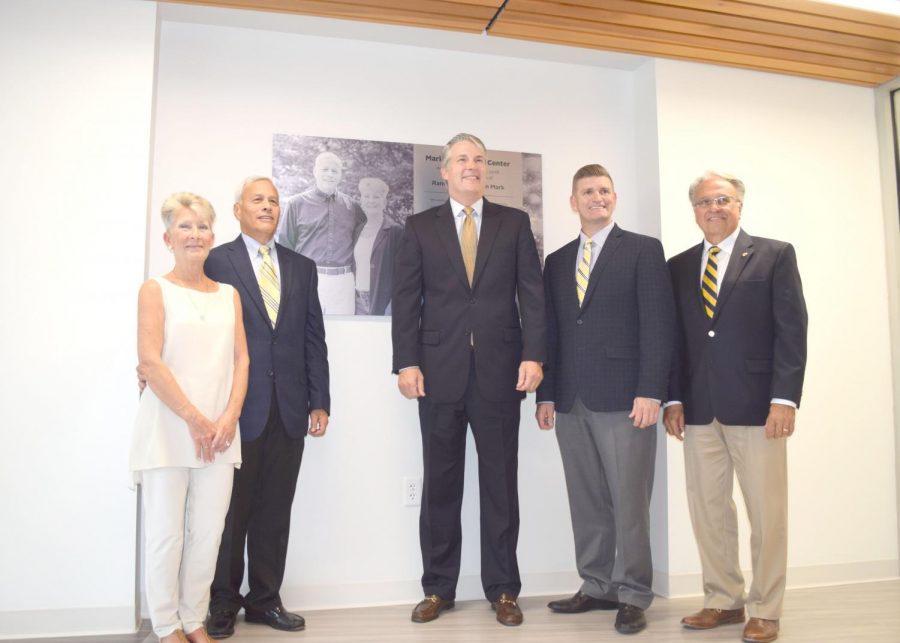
258;245;280;326
701;245;721;319
576;240;592;306
461;206;477;286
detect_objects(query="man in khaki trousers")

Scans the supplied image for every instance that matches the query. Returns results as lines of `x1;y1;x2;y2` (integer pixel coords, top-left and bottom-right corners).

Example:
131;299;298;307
664;171;808;643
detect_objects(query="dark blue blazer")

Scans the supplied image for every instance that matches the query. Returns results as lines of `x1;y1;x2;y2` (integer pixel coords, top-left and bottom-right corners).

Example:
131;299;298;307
537;224;675;413
667;230;807;426
205;236;330;441
391;198;546;403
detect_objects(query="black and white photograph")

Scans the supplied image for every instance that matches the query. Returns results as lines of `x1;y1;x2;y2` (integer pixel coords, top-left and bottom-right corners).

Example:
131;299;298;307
273;134;543;316
522;152;544;260
273;134;415;316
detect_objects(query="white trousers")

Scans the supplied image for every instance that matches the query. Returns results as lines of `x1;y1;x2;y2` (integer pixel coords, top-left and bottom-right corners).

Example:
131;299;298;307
317;271;355;315
141;464;234;637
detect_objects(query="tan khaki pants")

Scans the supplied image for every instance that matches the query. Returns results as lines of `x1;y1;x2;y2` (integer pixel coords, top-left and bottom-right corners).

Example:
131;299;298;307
684;420;787;619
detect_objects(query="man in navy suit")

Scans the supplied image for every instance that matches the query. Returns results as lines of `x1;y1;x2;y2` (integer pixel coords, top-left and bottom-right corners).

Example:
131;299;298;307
392;133;546;627
205;176;330;638
664;172;807;643
536;164;674;635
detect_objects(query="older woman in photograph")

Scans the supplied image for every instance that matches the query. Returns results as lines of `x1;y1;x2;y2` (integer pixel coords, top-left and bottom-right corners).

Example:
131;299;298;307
353;177;404;315
130;192;249;643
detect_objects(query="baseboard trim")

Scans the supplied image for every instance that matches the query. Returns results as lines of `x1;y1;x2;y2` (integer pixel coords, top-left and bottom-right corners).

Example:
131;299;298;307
0;606;138;640
18;561;893;638
653;558;899;598
278;570;583;611
280;560;900;609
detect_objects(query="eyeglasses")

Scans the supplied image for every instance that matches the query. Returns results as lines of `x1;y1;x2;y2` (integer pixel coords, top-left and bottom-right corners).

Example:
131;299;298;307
693;196;741;209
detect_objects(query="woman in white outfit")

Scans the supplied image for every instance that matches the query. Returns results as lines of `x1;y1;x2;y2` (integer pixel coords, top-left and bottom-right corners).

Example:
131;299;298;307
130;192;249;643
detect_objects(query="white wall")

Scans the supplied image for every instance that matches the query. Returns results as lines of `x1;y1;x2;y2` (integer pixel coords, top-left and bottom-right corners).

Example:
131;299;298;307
1;1;896;638
148;7;657;609
0;0;157;638
874;74;900;583
630;59;674;587
151;6;899;607
655;58;899;593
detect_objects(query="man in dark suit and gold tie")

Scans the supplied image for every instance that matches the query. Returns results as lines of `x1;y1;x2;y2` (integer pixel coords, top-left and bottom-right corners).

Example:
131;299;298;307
664;172;807;643
392;133;546;627
205;176;331;638
536;164;675;635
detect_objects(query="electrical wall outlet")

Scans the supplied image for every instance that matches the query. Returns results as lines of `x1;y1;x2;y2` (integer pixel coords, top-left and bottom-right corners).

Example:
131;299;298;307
403;476;423;506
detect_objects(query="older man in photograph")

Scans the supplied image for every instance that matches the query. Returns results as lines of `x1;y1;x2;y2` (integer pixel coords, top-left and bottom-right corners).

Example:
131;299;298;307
277;151;367;314
392;132;546;627
664;171;807;643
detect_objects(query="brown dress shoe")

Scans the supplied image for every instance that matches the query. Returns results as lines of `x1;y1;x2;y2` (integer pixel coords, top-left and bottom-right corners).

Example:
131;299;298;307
547;590;619;613
492;593;523;626
743;617;779;642
411;595;454;623
681;607;746;629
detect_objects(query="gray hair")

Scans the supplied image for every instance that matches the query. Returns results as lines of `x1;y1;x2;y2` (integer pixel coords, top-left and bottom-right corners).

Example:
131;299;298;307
234;175;275;204
688;171;746;203
314;151;343;170
160;192;216;230
441;133;486;168
358;177;389;197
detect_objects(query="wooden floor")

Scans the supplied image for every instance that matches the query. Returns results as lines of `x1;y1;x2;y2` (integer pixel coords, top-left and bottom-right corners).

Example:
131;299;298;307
14;580;900;642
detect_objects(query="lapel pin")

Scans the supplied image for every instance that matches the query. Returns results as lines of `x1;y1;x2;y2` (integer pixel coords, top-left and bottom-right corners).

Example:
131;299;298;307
741;252;749;257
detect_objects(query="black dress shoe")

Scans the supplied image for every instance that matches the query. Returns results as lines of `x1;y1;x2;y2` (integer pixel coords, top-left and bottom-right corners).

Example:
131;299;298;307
206;609;237;639
615;604;647;634
244;605;306;631
547;590;619;613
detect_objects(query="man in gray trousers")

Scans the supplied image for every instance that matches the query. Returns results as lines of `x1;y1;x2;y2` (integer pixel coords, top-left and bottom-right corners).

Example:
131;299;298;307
536;164;675;635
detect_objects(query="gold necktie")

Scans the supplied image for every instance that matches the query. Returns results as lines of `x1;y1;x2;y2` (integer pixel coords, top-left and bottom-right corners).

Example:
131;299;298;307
701;246;721;319
461;206;477;286
258;245;280;326
576;240;592;306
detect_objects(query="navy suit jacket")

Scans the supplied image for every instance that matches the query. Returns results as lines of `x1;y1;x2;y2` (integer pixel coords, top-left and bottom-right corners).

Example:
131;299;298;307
391;198;546;403
205;236;330;441
668;230;807;426
537;224;675;413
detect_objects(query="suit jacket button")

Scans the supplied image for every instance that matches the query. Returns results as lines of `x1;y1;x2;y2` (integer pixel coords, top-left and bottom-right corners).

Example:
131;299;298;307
267;370;274;377
576;319;583;325
708;330;715;337
469;298;476;304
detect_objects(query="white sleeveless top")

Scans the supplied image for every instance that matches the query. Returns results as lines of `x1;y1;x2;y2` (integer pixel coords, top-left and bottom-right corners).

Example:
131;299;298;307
129;277;241;486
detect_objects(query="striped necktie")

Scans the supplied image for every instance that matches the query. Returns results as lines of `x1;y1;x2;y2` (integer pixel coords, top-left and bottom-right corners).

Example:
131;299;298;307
461;206;477;286
701;245;721;319
258;245;280;326
576;240;592;306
